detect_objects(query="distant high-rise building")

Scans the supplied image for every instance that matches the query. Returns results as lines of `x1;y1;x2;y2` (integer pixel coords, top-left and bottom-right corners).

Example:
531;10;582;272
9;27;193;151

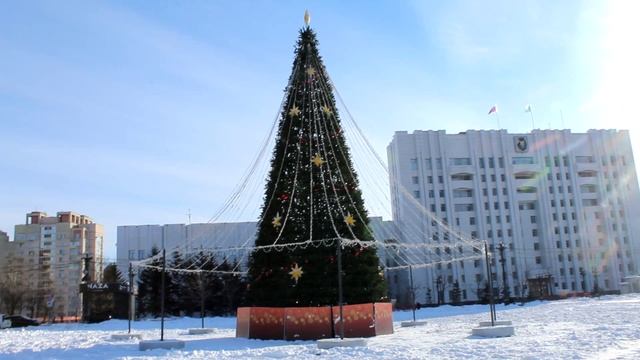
388;129;640;305
0;211;104;318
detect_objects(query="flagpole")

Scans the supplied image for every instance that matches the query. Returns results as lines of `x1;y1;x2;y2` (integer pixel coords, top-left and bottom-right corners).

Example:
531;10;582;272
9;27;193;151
529;110;535;130
496;113;501;129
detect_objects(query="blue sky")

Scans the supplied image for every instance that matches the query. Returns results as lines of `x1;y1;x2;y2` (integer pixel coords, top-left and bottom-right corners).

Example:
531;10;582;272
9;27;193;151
1;0;639;260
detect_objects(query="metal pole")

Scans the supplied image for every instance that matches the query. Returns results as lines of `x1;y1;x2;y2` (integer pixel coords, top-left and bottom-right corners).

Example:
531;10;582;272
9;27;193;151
200;272;205;329
498;242;509;303
409;266;416;322
128;262;134;334
529;110;535;130
160;249;166;341
337;238;344;340
484;241;496;325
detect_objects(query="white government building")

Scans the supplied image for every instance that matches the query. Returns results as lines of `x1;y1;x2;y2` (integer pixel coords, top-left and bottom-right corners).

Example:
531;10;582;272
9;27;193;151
387;129;640;305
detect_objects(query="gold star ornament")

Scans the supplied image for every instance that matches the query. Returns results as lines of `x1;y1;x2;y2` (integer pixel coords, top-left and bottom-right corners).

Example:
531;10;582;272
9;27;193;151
288;105;301;117
344;212;356;227
321;105;332;116
306;66;316;77
289;263;304;283
272;212;282;228
311;153;325;167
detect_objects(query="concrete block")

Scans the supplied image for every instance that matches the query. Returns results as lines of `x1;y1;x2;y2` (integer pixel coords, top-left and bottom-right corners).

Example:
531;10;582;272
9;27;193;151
471;325;515;338
400;321;428;327
187;328;215;335
110;333;142;341
478;320;513;327
139;339;185;351
317;338;368;349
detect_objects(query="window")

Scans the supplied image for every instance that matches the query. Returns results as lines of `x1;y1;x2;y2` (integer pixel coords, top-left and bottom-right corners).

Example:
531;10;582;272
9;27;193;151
138;250;145;260
453;189;473;198
481;174;486;182
470;217;476;225
438;176;444;183
583;199;599;206
454;204;474;212
515;172;536;180
578;170;597;178
499;157;505;168
451;173;473;181
411;176;419;184
410;158;418;170
513;156;535;165
428;176;433;184
531;215;537;223
413;190;420;198
450;157;472;166
128;250;136;260
581;184;597;193
489;158;495;168
532;229;538;237
519;201;536;210
576;156;594;163
425;158;432;168
429;190;434;198
439;189;445;197
479;158;485;168
517;186;537;193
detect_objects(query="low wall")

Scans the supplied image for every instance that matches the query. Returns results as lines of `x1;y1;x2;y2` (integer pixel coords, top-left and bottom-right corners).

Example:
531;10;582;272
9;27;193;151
236;302;393;340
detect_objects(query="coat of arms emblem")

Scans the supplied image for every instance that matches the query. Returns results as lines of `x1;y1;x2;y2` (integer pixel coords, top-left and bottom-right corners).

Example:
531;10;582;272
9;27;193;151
515;136;528;152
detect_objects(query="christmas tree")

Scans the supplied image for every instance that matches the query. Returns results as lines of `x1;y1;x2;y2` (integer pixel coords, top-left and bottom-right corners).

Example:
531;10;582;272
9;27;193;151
246;24;387;307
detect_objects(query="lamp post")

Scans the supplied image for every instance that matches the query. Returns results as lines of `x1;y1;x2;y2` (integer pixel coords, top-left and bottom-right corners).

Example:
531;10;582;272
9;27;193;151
497;242;510;303
484;241;496;324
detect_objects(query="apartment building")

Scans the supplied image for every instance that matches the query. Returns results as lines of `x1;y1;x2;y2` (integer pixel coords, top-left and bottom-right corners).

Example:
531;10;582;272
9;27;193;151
0;211;104;318
387;129;640;305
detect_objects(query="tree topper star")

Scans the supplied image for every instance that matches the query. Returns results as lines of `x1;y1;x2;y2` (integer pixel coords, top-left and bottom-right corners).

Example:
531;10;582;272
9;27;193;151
272;212;282;228
311;153;325;167
288;105;301;117
289;263;304;283
344;212;356;227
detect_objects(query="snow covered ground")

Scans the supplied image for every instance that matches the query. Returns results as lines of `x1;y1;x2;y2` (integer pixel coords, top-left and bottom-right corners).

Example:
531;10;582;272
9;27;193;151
1;294;640;359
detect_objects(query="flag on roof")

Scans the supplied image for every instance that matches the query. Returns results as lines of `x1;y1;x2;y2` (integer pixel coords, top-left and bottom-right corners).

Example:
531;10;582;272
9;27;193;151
488;105;498;115
525;104;532;113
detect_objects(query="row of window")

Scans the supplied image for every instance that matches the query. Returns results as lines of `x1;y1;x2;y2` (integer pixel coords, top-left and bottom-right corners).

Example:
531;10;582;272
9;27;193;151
411;154;629;173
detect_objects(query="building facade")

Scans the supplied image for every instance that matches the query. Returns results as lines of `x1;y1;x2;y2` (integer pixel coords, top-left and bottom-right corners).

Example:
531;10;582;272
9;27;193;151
388;129;640;305
116;218;403;299
0;211;104;318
